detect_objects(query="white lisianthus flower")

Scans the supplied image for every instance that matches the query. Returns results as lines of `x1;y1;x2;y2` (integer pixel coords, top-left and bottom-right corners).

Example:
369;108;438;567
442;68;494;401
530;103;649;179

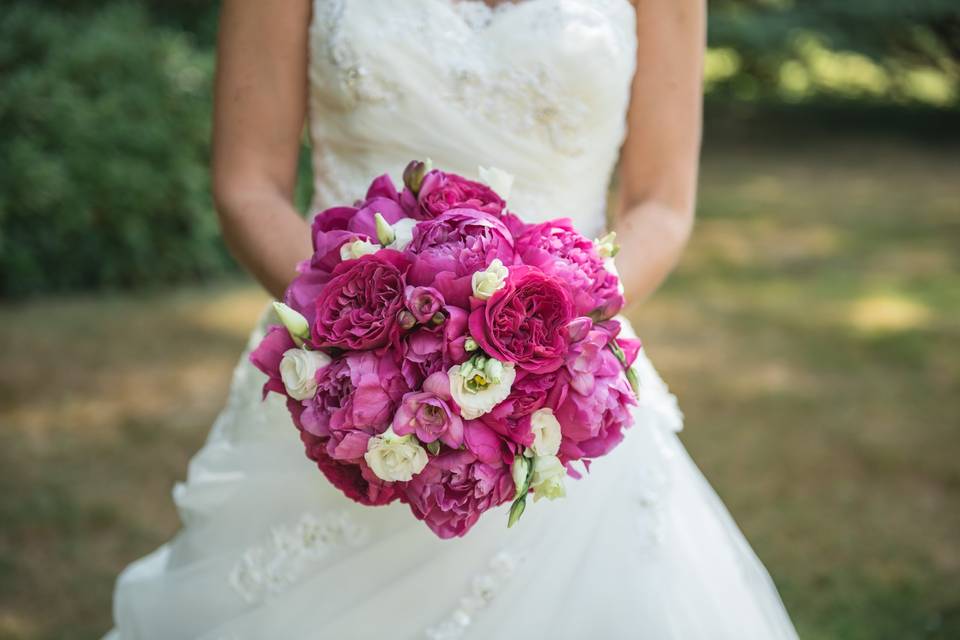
529;408;562;457
279;348;332;400
339;238;379;261
272;301;310;345
594;231;619;259
364;427;429;482
531;455;566;502
471;258;509;300
478;165;514;201
388;218;417;251
448;358;516;420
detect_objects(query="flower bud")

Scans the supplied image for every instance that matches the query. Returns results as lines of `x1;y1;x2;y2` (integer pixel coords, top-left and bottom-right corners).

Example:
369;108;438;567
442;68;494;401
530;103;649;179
564;316;593;342
272;301;310;346
402;158;432;194
511;454;531;497
374;212;395;246
594;231;619;258
397;309;417;331
464;337;479;352
430;311;446;325
484;358;504;383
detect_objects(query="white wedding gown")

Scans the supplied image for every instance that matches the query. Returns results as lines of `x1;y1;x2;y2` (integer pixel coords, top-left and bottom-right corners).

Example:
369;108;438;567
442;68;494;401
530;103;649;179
107;1;799;638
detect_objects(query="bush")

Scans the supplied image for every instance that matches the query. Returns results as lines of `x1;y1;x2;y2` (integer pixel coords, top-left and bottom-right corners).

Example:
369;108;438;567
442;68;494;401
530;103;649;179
0;2;232;297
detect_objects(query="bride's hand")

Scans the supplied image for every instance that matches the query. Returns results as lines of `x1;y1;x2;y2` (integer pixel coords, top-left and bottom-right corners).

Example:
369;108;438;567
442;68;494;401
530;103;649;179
211;0;313;300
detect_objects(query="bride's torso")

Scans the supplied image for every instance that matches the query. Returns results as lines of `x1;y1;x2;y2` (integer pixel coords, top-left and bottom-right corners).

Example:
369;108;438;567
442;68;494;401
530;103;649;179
308;0;636;238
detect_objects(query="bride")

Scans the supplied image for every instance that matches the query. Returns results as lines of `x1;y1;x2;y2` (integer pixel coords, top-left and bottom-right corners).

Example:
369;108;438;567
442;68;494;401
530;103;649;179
107;1;799;638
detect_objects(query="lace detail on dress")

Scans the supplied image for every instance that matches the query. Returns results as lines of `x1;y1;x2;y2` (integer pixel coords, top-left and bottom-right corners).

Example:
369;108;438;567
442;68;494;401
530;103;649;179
229;511;369;604
424;551;521;640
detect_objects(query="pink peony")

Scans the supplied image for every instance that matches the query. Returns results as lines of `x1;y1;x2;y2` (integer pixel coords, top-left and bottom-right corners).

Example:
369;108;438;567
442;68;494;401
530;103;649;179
301;430;398;506
513;218;624;320
468;266;574;374
402;170;505;220
483;369;562;448
403;450;514;538
555;338;636;461
406;209;515;308
300;352;408;461
312;250;410;351
392;372;464;448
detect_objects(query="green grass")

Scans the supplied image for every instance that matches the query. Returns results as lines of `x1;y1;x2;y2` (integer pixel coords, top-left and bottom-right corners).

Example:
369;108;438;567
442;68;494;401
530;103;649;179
1;133;958;638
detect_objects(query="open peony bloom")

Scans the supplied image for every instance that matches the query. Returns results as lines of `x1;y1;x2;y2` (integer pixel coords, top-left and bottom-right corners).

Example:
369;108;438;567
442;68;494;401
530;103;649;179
403;450;514;538
468;265;574;374
312;250;411;351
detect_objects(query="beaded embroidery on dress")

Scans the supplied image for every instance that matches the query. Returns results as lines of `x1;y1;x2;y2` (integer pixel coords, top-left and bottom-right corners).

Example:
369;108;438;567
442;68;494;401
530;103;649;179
105;2;799;638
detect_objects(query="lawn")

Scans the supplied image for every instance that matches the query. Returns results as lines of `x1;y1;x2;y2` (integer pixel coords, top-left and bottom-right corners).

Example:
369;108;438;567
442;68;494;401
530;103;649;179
1;132;958;639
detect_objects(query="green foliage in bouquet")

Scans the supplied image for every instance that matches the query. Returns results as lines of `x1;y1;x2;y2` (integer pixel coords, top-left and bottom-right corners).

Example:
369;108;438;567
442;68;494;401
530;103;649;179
0;3;230;296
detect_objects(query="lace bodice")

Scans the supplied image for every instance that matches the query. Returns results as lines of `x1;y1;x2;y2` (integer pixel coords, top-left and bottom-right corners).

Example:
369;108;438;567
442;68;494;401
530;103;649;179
308;0;637;238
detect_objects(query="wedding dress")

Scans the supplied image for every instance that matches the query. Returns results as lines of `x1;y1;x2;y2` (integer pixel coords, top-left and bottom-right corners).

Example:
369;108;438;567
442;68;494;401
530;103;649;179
107;1;799;638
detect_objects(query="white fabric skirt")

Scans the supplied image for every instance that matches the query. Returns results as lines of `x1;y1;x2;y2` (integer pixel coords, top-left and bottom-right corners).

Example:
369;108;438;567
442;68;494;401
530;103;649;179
106;314;799;639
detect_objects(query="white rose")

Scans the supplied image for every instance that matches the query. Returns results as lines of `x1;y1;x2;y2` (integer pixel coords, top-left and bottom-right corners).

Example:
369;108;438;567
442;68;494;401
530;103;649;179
364;427;429;482
339;238;379;261
448;359;516;420
529;408;562;457
478;165;514;201
388;218;417;251
471;258;509;300
279;348;331;400
531;455;566;502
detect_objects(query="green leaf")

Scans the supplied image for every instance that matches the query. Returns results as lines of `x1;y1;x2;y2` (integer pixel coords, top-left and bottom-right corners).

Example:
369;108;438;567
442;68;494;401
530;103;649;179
507;497;526;528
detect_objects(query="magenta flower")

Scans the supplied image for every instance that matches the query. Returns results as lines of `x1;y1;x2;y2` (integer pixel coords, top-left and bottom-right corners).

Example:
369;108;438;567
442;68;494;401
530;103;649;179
404;286;445;324
514;218;624;320
468;266;574;374
249;325;296;398
403;450;514;538
393;372;464;448
300;352;408;461
402;170;505;220
300;429;399;506
312;250;410;351
555;344;636;461
406;209;515;308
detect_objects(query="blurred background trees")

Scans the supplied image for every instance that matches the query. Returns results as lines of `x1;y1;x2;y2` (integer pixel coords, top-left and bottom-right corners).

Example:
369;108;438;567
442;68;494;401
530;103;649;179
0;0;957;297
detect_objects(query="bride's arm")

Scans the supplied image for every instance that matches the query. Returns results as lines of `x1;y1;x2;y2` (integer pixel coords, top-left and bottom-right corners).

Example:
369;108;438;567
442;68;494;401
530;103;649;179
211;0;313;300
615;0;706;302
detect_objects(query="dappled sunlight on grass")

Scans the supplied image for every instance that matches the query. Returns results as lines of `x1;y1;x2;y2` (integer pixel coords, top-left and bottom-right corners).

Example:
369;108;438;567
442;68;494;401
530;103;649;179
847;293;933;335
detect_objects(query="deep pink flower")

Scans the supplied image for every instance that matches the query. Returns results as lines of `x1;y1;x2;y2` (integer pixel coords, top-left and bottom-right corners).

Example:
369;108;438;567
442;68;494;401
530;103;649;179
393;372;463;448
249;325;296;398
402;170;505;220
312;250;410;351
514;218;624;320
403;450;514;538
468;266;574;374
300;352;408;461
404;286;445;324
555;344;636;461
301;429;398;506
484;369;562;447
406;209;515;308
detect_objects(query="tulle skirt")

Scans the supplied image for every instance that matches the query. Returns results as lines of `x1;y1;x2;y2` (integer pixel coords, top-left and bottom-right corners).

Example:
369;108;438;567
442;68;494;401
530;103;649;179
106;314;798;639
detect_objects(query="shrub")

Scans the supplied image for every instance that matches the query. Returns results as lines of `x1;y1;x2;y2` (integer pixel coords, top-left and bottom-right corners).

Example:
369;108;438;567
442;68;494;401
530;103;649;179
0;2;232;297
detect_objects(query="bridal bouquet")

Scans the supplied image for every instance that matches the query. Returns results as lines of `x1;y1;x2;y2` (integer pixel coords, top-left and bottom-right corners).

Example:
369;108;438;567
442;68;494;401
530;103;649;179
251;161;641;538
